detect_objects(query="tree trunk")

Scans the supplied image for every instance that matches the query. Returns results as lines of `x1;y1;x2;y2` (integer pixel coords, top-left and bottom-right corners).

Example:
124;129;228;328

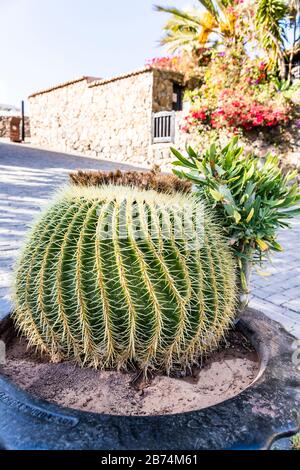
278;56;286;80
288;50;294;82
238;259;253;315
287;3;300;82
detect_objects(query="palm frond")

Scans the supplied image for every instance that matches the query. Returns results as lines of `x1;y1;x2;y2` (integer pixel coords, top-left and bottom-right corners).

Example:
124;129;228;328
156;0;236;53
197;0;218;18
256;0;288;68
155;5;204;27
156;5;221;51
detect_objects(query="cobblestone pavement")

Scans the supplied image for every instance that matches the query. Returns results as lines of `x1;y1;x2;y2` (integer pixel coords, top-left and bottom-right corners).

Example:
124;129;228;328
250;219;300;338
0;142;299;338
0;142;142;320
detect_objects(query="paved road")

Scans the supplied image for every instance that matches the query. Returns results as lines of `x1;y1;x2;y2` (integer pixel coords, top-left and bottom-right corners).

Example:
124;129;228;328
0;142;299;338
0;142;141;319
250;223;300;338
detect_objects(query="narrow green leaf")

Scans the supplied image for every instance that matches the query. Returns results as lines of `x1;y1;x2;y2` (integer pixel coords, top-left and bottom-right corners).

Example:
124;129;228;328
170;148;195;169
233;210;241;224
209;189;223;201
246;208;255;223
256;239;269;251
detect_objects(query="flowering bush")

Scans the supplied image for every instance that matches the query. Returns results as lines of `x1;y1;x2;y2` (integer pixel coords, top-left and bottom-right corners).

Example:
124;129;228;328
184;88;290;132
146;47;216;79
145;54;201;77
146;56;182;72
182;48;292;134
214;90;289;130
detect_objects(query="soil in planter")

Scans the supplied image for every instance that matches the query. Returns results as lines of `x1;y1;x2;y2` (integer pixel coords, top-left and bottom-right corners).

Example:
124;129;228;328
0;323;259;416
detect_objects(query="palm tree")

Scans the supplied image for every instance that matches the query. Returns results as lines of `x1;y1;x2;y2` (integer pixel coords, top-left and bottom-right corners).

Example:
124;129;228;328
156;0;299;78
155;1;237;56
256;0;300;79
255;0;288;77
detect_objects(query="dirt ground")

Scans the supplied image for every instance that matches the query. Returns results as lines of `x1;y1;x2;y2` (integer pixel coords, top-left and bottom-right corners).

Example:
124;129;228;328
0;328;259;416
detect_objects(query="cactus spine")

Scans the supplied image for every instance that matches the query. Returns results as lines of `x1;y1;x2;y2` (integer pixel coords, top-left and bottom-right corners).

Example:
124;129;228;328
14;185;236;372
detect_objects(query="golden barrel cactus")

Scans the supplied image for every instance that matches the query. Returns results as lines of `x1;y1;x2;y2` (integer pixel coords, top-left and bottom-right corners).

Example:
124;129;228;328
13;185;236;372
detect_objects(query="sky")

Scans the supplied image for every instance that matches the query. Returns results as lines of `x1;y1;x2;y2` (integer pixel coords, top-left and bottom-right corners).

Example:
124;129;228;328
0;0;194;109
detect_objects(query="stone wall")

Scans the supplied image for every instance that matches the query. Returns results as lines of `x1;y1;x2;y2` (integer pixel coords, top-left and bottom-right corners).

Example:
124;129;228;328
29;72;154;166
88;72;153;165
152;70;184;112
0;117;12;138
0;116;30;139
29;78;97;154
29;69;188;169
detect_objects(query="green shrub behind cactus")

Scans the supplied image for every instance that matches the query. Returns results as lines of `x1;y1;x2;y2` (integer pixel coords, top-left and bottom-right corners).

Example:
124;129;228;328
14;185;236;372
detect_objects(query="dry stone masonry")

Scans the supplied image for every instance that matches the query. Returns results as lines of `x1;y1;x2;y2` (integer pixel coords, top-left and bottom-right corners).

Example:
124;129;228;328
0;116;30;139
29;68;189;169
